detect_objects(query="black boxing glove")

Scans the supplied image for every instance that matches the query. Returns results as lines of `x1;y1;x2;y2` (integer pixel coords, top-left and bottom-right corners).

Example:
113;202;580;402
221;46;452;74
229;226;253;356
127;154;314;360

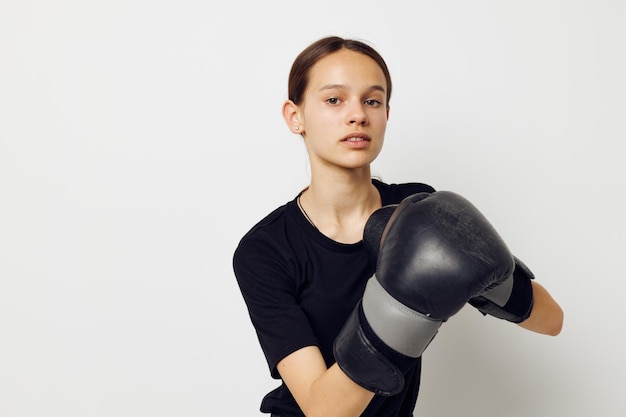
334;191;515;395
364;202;535;324
362;204;397;268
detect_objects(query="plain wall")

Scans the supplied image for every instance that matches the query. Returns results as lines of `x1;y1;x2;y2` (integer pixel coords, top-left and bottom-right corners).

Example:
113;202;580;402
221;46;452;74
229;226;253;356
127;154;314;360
1;1;625;416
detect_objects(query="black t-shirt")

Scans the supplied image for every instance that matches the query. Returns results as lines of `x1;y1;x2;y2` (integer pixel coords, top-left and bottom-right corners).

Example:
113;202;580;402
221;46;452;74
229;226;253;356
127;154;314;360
233;179;435;417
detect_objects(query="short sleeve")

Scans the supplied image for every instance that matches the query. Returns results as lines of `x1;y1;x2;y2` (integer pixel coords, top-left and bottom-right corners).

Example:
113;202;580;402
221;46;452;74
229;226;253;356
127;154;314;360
233;231;319;378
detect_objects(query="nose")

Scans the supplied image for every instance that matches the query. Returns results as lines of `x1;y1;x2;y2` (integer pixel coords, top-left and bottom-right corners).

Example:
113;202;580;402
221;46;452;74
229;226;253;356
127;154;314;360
346;102;368;126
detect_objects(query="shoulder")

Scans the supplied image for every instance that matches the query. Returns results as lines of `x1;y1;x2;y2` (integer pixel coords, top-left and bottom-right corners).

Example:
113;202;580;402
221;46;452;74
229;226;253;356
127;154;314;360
372;178;436;205
237;203;290;243
234;202;291;262
232;199;309;284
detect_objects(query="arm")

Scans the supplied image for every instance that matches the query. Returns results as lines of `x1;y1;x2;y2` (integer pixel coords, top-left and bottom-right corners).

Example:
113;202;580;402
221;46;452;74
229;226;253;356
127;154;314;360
517;280;563;336
277;346;374;417
235;247;374;417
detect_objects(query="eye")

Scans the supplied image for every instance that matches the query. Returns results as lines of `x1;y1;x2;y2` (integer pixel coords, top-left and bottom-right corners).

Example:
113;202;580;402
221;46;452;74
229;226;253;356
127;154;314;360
365;99;382;107
326;97;341;105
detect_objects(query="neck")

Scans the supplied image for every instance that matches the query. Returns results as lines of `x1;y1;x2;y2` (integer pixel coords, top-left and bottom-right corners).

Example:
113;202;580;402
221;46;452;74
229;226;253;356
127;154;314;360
298;167;381;243
309;163;373;199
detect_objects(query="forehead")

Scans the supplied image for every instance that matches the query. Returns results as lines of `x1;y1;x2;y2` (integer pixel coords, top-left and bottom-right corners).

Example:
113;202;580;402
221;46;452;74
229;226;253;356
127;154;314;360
307;49;387;92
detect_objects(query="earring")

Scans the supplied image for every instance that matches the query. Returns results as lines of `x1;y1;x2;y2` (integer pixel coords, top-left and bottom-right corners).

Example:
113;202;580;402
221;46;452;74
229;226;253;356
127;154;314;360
295;126;300;131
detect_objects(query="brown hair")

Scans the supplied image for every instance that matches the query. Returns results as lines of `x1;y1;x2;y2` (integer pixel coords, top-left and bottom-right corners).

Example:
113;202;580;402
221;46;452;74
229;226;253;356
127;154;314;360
287;36;392;106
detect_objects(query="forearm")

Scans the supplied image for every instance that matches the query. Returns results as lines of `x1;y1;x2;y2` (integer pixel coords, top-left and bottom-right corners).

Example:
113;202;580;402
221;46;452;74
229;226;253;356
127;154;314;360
517;281;564;335
277;346;375;417
309;364;375;417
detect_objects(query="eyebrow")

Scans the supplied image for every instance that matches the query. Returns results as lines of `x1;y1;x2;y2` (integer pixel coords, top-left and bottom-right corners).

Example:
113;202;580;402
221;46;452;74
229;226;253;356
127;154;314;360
318;84;386;94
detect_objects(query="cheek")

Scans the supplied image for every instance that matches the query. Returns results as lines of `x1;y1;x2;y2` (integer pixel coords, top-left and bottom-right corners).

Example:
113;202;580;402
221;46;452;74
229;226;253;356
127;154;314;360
305;109;340;133
375;136;385;153
372;112;388;131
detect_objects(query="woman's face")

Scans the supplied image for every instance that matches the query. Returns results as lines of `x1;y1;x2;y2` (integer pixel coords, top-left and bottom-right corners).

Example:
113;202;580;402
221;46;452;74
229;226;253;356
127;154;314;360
296;49;389;171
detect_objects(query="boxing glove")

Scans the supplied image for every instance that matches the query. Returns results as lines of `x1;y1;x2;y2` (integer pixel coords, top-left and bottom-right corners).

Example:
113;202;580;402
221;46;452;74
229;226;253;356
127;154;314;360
334;191;515;395
468;256;534;323
364;202;535;323
362;204;397;268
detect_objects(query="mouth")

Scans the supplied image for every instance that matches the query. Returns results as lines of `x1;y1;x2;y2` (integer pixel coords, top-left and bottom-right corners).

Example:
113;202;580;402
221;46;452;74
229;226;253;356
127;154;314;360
341;134;371;142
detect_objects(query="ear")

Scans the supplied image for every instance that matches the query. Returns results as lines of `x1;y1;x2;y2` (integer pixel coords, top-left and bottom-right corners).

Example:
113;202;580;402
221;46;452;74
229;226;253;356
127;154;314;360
282;100;303;134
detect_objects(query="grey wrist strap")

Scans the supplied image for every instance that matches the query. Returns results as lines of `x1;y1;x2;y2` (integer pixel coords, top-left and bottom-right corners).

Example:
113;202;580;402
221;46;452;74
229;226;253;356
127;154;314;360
362;277;442;358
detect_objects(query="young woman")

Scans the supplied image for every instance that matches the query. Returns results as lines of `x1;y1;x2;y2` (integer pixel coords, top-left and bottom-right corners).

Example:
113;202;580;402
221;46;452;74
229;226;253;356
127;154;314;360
233;36;563;417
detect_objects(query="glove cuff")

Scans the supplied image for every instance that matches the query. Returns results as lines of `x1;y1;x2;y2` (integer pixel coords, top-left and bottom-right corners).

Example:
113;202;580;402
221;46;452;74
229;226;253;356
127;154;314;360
333;301;405;396
469;256;535;323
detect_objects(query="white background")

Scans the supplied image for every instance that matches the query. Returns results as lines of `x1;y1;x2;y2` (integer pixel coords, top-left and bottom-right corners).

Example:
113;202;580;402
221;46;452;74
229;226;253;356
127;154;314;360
1;1;625;416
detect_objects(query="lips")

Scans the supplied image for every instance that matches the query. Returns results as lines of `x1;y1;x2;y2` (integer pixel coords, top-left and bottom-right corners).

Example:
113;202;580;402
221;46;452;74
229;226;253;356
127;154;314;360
341;133;371;149
341;133;371;142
